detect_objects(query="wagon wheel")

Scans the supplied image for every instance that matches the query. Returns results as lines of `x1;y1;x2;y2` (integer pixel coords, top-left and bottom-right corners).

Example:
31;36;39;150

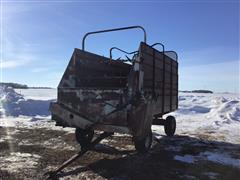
134;130;152;153
164;116;176;136
75;128;94;149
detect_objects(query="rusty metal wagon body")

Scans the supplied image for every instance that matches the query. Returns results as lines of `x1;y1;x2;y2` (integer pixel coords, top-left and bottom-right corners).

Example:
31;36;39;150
50;26;178;153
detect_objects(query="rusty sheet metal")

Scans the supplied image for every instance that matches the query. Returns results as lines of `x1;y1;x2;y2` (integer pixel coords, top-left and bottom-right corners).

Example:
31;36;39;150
58;89;128;126
50;102;93;129
58;48;131;89
50;102;130;134
51;41;178;139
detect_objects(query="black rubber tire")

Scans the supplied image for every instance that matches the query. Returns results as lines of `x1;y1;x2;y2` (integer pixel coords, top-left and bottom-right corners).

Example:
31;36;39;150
164;116;176;136
75;128;94;149
134;130;152;153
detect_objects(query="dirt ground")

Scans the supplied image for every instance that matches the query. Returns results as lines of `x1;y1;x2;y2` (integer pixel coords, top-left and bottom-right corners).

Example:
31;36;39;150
0;126;239;180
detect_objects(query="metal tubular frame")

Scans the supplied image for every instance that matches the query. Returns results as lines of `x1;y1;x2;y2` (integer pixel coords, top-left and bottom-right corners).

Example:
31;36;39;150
152;49;156;98
82;26;147;51
110;47;138;60
151;43;165;53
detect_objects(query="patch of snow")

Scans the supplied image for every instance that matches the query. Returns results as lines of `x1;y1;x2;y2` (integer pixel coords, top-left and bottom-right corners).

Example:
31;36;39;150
180;175;198;180
202;172;219;180
113;133;131;137
0;152;41;173
174;151;240;168
18;139;34;146
174;154;196;163
200;151;240;168
164;145;182;152
42;138;75;150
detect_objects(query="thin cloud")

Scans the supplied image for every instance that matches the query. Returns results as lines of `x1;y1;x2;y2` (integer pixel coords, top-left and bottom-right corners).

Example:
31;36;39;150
2;35;39;69
2;59;32;69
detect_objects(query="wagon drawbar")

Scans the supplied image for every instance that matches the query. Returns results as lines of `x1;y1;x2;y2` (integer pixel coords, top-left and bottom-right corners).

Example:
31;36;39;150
50;25;178;153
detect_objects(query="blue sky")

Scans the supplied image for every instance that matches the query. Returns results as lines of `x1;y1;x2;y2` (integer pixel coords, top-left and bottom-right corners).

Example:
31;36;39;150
1;0;239;92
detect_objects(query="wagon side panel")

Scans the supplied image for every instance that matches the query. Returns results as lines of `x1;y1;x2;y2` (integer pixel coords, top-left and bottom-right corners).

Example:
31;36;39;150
55;48;131;126
139;42;178;116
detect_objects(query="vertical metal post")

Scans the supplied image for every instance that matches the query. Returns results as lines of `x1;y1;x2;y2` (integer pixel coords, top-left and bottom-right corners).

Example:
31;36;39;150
161;52;165;114
152;49;156;98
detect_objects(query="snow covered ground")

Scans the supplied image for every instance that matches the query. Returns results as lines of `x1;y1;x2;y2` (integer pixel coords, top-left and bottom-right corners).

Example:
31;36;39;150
154;92;240;144
0;86;239;179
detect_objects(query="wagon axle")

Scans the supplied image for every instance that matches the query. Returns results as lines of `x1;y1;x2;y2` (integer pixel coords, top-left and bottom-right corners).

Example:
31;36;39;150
74;115;176;153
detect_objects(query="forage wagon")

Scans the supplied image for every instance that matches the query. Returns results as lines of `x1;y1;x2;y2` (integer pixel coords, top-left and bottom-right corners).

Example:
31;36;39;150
50;26;178;153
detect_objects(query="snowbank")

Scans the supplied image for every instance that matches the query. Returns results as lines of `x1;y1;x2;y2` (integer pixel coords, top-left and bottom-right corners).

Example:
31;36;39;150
156;93;240;143
0;86;55;117
0;86;72;130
